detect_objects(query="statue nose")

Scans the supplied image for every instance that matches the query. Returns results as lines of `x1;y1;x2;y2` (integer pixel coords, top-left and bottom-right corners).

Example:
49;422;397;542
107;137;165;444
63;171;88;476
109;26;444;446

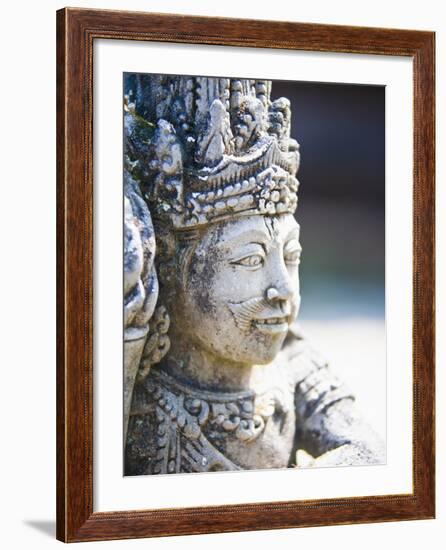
266;287;280;301
266;286;292;316
266;285;293;302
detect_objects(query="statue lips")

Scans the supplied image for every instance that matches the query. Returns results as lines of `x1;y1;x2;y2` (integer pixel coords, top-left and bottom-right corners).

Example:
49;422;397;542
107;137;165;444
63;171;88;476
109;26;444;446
228;296;293;337
252;299;293;335
252;315;290;335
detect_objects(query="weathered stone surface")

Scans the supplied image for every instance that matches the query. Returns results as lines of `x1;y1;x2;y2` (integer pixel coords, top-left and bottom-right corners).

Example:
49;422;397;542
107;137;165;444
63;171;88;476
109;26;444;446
123;75;384;475
123;172;158;441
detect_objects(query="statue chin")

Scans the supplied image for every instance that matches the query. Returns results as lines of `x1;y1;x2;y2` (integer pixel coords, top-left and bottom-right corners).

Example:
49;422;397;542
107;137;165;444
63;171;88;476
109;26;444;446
164;311;291;375
199;329;288;367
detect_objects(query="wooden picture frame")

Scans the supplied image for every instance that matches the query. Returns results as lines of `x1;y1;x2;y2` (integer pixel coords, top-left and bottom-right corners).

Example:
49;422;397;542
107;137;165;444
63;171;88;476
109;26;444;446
56;7;435;542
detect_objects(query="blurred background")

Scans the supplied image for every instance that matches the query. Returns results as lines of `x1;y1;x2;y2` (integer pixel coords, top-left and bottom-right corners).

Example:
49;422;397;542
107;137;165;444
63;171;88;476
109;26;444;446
272;80;385;322
272;80;386;441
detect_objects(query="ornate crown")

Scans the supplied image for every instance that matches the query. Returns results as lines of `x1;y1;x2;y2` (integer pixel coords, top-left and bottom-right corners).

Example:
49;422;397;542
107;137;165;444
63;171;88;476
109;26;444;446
124;75;300;230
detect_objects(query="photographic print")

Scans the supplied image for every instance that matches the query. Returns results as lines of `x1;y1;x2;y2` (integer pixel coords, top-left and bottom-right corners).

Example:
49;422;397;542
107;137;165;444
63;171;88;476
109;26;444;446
123;73;385;476
57;9;435;540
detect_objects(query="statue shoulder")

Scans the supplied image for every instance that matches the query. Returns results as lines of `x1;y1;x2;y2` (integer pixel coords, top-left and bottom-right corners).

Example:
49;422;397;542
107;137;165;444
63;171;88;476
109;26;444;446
277;323;331;386
278;324;355;418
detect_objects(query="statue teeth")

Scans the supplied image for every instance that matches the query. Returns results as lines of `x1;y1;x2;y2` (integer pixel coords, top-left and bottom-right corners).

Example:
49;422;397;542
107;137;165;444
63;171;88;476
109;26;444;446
257;317;285;325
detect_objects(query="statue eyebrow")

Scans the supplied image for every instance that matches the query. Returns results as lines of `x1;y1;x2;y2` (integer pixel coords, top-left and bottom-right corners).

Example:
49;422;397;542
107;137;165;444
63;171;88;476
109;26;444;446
228;242;268;261
252;241;269;253
219;228;272;245
285;227;300;241
284;239;302;252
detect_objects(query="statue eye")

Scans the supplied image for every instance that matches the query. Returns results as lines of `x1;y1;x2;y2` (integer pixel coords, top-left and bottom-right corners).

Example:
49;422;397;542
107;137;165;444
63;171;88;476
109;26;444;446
284;251;300;264
232;254;265;268
284;245;301;265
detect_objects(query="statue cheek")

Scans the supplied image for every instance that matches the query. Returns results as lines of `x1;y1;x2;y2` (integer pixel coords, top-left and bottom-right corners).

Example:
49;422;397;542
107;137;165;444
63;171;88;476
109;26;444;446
186;278;221;324
290;292;301;321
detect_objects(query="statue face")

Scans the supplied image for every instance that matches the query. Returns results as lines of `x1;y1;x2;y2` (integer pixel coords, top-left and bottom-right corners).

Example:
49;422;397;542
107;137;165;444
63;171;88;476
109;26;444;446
168;213;301;365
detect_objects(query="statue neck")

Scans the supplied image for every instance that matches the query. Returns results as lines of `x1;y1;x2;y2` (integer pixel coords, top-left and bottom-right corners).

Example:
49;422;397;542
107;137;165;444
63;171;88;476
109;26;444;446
161;339;255;393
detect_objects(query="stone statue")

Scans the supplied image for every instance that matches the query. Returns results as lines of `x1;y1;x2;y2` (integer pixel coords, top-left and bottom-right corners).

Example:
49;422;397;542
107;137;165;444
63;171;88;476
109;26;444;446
123;74;384;475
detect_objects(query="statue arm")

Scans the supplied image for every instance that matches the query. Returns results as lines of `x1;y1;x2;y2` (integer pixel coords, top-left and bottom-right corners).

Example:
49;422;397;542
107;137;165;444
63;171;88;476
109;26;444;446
293;347;385;467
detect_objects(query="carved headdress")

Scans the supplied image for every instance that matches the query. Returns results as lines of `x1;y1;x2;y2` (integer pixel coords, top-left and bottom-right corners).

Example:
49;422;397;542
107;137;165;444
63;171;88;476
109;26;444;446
124;75;300;230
